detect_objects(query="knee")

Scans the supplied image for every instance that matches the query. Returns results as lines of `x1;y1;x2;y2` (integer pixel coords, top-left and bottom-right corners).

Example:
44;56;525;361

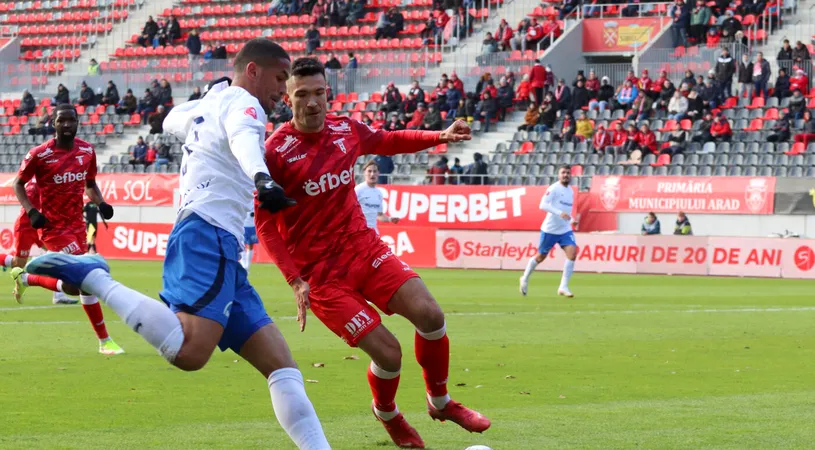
172;351;211;372
413;295;445;333
377;339;402;373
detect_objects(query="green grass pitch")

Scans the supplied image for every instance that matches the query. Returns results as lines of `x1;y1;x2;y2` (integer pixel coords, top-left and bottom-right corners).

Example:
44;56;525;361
1;261;815;449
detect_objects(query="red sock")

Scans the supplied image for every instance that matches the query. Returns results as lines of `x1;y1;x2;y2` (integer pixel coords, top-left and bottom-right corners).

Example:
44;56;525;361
81;301;110;340
26;274;61;292
367;362;400;413
414;328;450;398
0;253;10;268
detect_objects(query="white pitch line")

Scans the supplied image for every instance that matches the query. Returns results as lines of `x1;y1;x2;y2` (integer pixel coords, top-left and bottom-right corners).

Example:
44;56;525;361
0;305;72;312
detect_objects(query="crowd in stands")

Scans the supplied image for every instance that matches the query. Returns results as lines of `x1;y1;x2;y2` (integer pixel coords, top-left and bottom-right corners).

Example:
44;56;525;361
127;135;173;167
667;0;770;49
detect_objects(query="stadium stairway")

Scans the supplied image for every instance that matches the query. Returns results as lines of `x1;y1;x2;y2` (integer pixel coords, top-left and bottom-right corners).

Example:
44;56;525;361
751;0;813;77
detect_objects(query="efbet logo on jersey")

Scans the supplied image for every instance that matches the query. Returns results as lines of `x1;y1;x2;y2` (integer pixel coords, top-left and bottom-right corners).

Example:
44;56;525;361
275;135;300;155
333;137;348;154
303;165;354;196
53;171;87;184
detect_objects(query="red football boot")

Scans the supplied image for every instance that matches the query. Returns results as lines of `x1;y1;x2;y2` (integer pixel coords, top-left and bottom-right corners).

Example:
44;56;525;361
427;399;491;433
372;402;426;448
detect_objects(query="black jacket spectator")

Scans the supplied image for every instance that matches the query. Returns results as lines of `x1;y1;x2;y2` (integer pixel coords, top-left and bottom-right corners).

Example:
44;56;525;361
103;82;120;105
767;115;791;142
186;30;202;56
138;16;159;46
212;44;227;59
78;83;96;107
54;84;70;105
117;89;138;114
789;92;806;116
188;87;202;101
715;54;735;82
168;17;182;41
465;152;489;185
775;70;791;98
148;107;166;134
737;60;753;83
382;84;402;113
325;54;342;69
305;26;321;54
571;82;589;111
793;42;810;61
539;101;557;128
156;79;173;106
778;42;793;61
598;83;615;103
423;105;443;130
15;90;36;116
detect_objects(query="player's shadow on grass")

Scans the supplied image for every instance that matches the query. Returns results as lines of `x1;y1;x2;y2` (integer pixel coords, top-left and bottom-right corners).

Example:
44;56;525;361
375;441;437;449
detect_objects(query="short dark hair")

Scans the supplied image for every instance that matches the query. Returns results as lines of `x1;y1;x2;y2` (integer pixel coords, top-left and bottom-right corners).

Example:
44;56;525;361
558;164;572;172
291;57;326;79
54;103;76;115
233;38;290;73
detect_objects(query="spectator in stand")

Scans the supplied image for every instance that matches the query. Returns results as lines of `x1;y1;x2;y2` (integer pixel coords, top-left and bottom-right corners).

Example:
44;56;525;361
709;113;732;141
27;106;53;136
793;40;811;61
153;19;168;47
53;83;70;105
669;0;690;48
516;74;531;103
554;78;571;112
610;121;627;148
188;87;202;101
574;111;594;141
638;69;652;93
305;23;321;55
524;18;544;50
518;103;539;131
374;154;394;184
462;152;488;185
637;123;657;154
325;52;342;70
347;0;364;25
476;91;498;132
406;103;425;129
630;90;653;120
137;16;158;47
211;42;227;59
371;111;386;129
715;48;735;98
450;72;464;94
682;69;696;88
737;53;753;99
130;137;147;165
559;0;580;19
775;68;791;99
422;103;443;130
620;123;642;163
585;70;600;96
427;156;449;185
384;114;406;131
753;52;771;98
614;79;638;111
93;87;104;105
186;29;202;61
540;15;562;50
482;32;499;54
690;0;711;44
140;87;157;116
446;80;462;116
102;81;120;106
14;90;36;116
269;101;293;126
790;69;809;96
794;110;815;145
589;76;614;113
691;111;714;142
663;122;687;156
788;89;806;120
76;81;96;107
778;39;793;62
656;79;676;110
327;0;343;26
145;144;157;166
400;92;418;120
156;78;173;106
448;158;464;185
478;77;497;100
155;142;172;167
674;212;693;235
87;58;101;76
312;0;328;26
530;60;546;105
706;26;721;47
496;19;514;51
571;79;590;111
116;89;137;114
667;90;689;121
698;77;720;111
381;82;402;113
556;112;576;142
767;111;792;142
534;94;556;132
387;7;405;37
642;212;661;235
168;15;181;42
148;106;166;134
592;124;610;153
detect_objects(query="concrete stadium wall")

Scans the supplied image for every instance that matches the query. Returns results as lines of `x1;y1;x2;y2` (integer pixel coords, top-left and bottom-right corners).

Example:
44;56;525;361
540;22;585;81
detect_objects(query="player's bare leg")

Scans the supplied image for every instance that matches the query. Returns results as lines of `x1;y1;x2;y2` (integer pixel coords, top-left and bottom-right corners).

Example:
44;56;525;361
358;325;425;448
520;252;548;296
558;245;577;297
240;323;331;449
387;278;491;434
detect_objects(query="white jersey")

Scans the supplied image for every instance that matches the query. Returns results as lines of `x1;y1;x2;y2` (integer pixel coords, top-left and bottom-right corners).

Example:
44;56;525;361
540;182;574;234
355;183;384;233
164;81;269;243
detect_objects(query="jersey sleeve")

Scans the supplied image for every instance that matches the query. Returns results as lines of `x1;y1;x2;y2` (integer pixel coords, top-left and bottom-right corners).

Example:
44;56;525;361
223;94;270;179
17;149;39;183
88;150;98;182
353;121;442;156
539;186;563;216
254;202;301;284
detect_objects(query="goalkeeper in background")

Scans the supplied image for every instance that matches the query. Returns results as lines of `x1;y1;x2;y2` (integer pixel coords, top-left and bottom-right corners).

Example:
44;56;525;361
84;201;99;254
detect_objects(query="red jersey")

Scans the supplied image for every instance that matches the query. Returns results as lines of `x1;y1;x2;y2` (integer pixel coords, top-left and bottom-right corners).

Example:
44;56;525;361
17;138;97;233
257;116;440;285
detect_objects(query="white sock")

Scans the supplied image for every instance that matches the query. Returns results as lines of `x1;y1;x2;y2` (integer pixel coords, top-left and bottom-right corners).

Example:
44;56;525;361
246;249;253;271
240;250;248;270
522;257;539;280
20;273;29;287
428;393;452;411
82;268;184;362
3;255;12;267
560;259;575;290
79;294;98;305
267;368;331;450
56;280;64;293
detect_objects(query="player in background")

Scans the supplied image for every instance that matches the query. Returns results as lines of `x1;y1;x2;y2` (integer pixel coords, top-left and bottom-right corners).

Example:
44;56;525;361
354;160;399;235
241;210;258;272
24;39;330;450
12;103;124;355
84;201;99;254
520;165;577;298
258;58;489;449
0;180;75;304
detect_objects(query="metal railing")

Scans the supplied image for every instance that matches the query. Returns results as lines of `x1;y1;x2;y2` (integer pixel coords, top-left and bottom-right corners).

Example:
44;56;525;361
577;1;674;19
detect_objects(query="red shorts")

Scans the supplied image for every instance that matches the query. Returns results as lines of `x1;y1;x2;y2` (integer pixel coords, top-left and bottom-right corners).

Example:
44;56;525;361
12;218;42;258
307;238;419;347
40;226;87;255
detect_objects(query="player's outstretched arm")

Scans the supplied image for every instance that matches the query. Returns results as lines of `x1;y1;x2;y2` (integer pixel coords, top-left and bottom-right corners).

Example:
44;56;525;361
85;179;114;220
359;119;472;156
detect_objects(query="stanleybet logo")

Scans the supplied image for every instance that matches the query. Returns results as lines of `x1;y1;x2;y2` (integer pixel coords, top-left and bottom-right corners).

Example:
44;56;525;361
441;237;461;261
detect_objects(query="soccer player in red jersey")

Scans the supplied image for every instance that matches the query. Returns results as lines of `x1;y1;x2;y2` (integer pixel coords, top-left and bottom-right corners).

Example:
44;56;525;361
0;180;77;304
257;58;490;449
12;103;125;355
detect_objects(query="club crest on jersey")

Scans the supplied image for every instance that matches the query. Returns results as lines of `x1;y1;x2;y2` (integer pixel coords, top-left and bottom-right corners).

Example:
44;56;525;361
37;148;54;159
328;121;351;134
333;137;348;154
275;135;300;154
76;155;84;165
244;107;257;120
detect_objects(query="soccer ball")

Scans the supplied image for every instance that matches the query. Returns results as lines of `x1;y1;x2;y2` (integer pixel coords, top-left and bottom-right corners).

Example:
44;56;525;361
464;447;494;450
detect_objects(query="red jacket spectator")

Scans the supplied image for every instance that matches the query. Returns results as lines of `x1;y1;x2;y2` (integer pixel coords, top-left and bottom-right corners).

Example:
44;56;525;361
435;10;450;28
790;69;809;95
637;129;658;153
482;84;497;99
541;18;561;39
626;71;639;87
526;19;544;41
450;72;464;94
593;125;611;152
146;147;157;164
652;71;668;93
612;127;628;146
530;63;547;88
496;19;513;47
516;77;531;100
710;117;732;138
407;108;425;128
638;70;652;91
427;160;449;185
585;76;600;92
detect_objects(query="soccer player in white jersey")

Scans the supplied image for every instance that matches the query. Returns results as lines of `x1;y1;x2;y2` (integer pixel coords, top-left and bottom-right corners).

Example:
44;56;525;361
242;210;258;272
520;165;578;297
354;160;399;234
24;39;331;450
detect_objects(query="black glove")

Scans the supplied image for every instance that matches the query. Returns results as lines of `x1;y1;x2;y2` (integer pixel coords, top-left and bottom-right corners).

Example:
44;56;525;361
28;208;48;229
99;202;114;220
255;173;296;213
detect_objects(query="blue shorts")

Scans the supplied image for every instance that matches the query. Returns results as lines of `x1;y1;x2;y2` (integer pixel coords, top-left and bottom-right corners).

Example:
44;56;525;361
538;230;577;254
244;226;258;246
160;213;272;353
